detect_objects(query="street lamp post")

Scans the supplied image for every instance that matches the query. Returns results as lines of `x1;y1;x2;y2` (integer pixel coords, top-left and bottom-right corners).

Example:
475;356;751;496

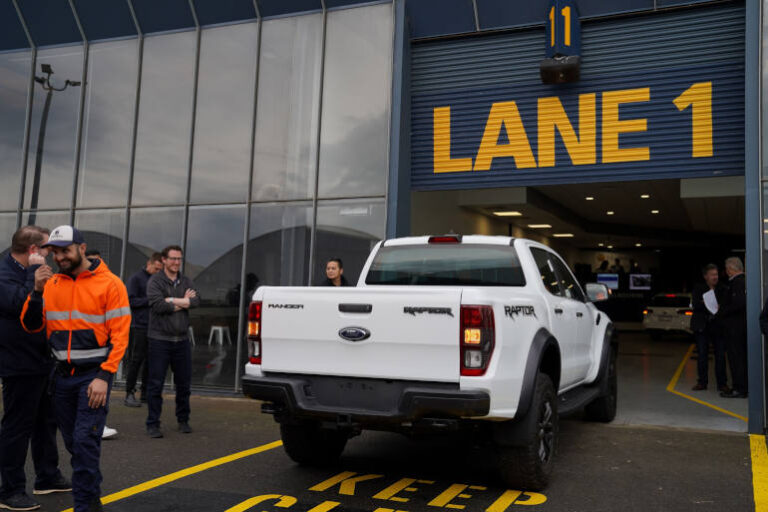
28;63;81;226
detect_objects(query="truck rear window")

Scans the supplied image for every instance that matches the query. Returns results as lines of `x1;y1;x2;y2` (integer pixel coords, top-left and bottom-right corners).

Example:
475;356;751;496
365;244;526;286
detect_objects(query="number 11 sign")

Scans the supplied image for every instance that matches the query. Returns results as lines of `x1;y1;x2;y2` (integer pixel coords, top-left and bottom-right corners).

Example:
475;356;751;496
545;0;581;58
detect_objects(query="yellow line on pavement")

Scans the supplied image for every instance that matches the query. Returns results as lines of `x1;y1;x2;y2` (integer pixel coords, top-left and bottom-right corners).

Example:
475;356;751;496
752;434;768;512
60;440;282;512
666;344;747;423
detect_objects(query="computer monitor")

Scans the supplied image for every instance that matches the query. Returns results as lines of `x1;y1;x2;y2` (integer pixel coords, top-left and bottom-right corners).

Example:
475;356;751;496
629;273;652;291
597;273;619;290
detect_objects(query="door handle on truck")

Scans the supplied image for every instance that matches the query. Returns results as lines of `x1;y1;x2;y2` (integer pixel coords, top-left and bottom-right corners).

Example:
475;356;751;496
554;308;564;315
339;303;373;313
576;312;584;318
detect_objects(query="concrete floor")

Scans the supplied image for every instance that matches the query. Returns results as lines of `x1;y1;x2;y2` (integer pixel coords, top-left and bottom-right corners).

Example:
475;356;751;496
614;330;749;432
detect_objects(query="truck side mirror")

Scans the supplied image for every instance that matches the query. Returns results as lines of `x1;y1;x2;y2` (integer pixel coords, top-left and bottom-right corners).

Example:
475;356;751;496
586;283;610;303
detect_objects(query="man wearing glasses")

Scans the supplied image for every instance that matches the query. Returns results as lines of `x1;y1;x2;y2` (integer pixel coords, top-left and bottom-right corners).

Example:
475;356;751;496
145;245;200;438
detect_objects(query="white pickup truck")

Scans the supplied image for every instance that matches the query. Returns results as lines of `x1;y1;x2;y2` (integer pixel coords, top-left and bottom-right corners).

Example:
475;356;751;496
242;235;617;490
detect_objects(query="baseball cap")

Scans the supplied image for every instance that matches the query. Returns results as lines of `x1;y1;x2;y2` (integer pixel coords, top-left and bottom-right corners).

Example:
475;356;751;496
43;225;85;248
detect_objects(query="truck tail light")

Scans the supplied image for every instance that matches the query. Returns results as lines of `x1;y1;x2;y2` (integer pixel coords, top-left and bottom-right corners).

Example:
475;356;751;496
460;305;494;376
677;309;693;316
644;309;653;315
248;301;262;365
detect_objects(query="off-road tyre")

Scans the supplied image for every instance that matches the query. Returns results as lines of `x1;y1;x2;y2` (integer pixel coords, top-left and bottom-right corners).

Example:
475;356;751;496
496;373;558;491
280;422;348;465
585;346;617;423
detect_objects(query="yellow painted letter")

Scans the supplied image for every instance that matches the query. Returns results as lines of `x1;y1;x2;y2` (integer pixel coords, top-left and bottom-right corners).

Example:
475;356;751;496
309;472;383;496
428;484;487;509
374;478;435;503
473;102;537;171
602;88;650;164
434;107;473;173
537;93;596;167
673;82;713;158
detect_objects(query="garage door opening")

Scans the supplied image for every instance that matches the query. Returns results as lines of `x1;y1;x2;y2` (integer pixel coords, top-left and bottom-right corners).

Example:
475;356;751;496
411;176;748;432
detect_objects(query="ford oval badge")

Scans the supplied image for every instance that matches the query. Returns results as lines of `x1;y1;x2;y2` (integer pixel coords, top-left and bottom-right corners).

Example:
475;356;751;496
338;326;371;342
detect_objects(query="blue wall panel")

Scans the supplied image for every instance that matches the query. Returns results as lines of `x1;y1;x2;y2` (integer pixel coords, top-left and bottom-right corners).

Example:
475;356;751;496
577;0;653;17
73;0;137;41
131;0;195;33
0;1;30;50
18;0;82;46
410;3;745;190
406;0;476;38
194;0;257;26
476;0;544;30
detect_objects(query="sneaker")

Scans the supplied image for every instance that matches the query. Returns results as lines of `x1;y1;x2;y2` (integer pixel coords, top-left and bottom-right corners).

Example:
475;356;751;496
33;475;71;495
178;422;192;434
101;426;118;440
0;493;40;511
124;392;141;408
691;383;707;391
147;426;163;438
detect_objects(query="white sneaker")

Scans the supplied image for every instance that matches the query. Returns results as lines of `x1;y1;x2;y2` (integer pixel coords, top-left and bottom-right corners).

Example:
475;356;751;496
102;426;118;439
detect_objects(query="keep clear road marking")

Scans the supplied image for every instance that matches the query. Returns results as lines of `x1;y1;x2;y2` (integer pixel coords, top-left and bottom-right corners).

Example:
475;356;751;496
666;343;748;422
60;440;283;512
752;435;768;512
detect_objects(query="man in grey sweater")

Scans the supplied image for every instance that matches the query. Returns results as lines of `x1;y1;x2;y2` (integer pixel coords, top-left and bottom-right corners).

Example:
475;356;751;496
145;245;200;438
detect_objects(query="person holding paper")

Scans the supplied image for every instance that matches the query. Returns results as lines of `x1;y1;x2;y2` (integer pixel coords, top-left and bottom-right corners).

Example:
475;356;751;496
690;264;729;392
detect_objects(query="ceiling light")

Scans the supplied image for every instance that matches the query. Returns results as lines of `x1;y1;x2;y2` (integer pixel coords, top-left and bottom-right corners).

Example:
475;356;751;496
640;194;650;199
527;224;552;229
607;245;614;249
651;209;660;214
635;243;642;247
598;243;604;247
493;211;522;217
585;196;594;201
606;211;615;216
553;233;574;238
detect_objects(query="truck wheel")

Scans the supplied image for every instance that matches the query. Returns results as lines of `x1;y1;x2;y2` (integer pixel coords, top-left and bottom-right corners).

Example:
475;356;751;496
497;373;557;491
585;347;617;423
280;423;348;465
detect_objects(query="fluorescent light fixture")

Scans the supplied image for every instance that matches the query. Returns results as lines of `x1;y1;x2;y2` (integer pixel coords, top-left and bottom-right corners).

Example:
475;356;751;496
607;245;614;249
598;243;604;247
585;196;594;201
527;224;552;229
493;211;522;217
640;194;650;199
635;243;642;247
606;211;615;216
651;209;660;214
553;233;574;238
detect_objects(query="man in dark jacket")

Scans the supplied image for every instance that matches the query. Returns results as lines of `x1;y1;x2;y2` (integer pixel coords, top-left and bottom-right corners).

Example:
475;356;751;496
0;226;69;511
123;253;163;407
690;264;728;392
145;245;200;438
719;257;748;398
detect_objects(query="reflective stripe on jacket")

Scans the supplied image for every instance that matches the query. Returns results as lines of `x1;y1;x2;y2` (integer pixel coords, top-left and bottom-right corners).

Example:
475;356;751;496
20;258;131;377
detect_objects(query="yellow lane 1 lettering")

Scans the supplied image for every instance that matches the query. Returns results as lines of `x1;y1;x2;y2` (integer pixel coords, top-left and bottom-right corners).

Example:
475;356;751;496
373;478;436;503
537;93;596;167
601;87;651;164
473;101;537;171
427;484;487;509
225;494;298;512
673;81;713;158
309;472;384;496
433;107;474;173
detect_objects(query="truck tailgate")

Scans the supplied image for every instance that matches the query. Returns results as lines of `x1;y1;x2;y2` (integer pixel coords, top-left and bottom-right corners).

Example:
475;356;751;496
259;286;462;383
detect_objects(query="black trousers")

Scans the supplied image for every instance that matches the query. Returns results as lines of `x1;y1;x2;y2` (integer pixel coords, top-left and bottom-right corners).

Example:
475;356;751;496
0;374;62;498
125;328;149;397
726;327;748;394
146;338;191;428
694;327;727;388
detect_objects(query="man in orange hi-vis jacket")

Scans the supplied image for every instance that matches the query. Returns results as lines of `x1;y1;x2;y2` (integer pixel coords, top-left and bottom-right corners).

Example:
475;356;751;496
21;226;129;512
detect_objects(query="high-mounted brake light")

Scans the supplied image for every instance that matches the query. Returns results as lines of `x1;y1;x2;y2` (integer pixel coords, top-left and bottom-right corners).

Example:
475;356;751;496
460;305;494;376
429;235;461;244
665;294;676;298
248;301;262;364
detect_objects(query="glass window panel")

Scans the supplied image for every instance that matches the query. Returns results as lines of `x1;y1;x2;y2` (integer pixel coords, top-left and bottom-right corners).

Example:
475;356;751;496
252;14;322;202
185;205;246;389
74;209;126;277
190;23;258;204
247;202;312;289
314;199;385;285
317;4;393;198
77;40;138;208
21;211;71;232
0;213;18;259
125;206;184;275
132;32;196;206
23;46;84;210
0;51;31;211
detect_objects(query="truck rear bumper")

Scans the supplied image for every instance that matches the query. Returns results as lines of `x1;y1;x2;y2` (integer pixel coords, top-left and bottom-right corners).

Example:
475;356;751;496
242;373;490;425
